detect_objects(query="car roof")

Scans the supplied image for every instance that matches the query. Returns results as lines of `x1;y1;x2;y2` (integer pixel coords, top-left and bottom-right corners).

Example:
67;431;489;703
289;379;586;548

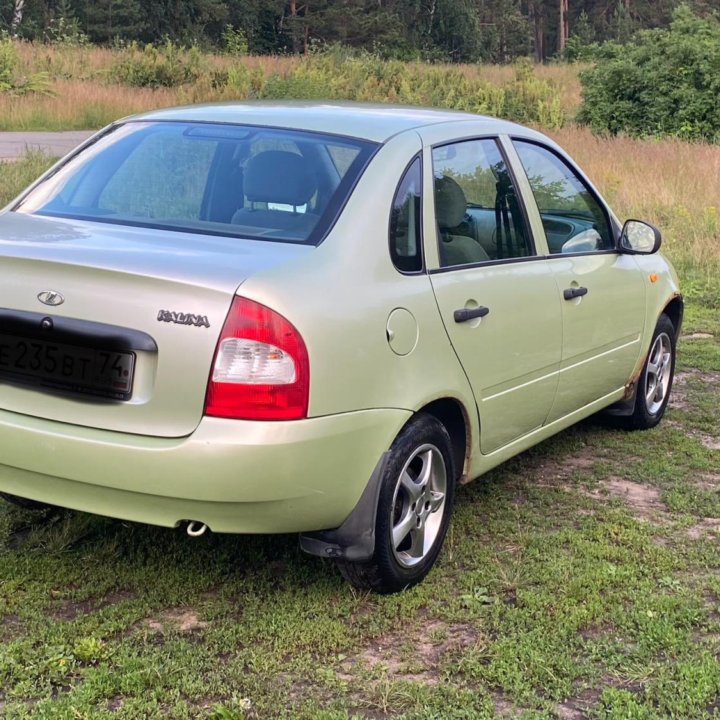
129;101;538;144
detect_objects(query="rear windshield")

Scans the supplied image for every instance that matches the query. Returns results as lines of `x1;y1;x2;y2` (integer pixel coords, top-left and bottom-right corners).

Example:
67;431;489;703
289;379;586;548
14;121;377;245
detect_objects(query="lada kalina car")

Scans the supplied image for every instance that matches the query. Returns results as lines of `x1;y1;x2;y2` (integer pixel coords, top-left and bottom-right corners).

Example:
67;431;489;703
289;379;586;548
0;104;681;593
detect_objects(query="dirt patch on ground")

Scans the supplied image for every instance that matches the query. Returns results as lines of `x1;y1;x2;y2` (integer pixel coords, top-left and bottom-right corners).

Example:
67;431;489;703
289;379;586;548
554;703;585;720
492;692;522;718
670;370;720;413
532;447;602;486
143;608;208;633
583;478;665;520
681;333;714;341
687;518;720;540
669;371;694;412
52;589;135;621
338;620;479;686
697;434;720;451
695;474;720;491
0;613;23;641
494;689;598;720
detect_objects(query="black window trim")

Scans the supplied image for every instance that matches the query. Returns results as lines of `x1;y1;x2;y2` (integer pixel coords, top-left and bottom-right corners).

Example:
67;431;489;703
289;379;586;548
510;136;620;257
388;152;425;275
428;254;547;275
429;135;540;273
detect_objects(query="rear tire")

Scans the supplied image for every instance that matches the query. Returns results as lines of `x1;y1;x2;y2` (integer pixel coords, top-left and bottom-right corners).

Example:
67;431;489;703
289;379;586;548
622;314;676;430
336;414;456;594
0;493;55;512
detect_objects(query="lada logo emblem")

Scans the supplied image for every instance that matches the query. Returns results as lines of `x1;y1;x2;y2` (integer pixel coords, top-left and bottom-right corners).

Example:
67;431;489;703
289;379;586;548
37;290;65;306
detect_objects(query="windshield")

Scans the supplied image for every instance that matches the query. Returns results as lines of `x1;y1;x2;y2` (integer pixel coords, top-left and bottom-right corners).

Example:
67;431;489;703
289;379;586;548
14;121;377;245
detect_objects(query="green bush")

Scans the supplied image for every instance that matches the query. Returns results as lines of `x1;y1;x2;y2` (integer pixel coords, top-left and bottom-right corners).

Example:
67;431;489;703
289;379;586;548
578;6;720;141
109;40;204;88
0;38;50;95
221;25;248;57
0;38;16;91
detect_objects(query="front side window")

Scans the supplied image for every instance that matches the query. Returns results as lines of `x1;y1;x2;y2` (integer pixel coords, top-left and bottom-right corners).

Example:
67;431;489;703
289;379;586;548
432;139;532;268
389;156;422;273
15;122;377;245
513;140;614;255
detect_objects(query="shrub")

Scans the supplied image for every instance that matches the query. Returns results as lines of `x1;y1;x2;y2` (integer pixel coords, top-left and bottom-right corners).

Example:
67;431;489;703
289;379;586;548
0;38;16;91
221;25;248;57
0;39;51;95
43;16;89;47
578;6;720;141
503;59;564;129
109;40;204;88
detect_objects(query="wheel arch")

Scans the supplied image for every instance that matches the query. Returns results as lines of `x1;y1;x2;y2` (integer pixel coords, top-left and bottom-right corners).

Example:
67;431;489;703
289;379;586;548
415;397;471;483
662;294;684;340
299;395;472;562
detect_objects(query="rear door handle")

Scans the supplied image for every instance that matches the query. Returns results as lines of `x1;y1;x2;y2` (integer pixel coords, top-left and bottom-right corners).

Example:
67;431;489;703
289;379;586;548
454;306;490;323
563;287;588;300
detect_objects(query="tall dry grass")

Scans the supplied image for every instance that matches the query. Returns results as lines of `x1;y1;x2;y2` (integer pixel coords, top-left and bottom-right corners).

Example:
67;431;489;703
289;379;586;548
3;41;583;132
550;126;720;280
0;80;178;130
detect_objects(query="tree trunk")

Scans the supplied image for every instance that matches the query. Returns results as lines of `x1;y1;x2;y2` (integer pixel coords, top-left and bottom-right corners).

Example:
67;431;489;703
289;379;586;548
10;0;25;37
558;0;568;53
288;0;302;54
529;1;545;62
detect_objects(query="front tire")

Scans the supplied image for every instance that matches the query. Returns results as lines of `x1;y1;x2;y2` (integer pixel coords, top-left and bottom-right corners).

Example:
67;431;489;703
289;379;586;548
623;314;676;430
336;414;456;594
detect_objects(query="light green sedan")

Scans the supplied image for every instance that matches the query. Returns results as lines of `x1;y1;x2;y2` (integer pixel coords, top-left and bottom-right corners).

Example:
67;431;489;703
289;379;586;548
0;103;681;593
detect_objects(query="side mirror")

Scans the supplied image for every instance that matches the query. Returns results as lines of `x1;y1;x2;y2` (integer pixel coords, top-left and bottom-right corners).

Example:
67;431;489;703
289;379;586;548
619;219;662;254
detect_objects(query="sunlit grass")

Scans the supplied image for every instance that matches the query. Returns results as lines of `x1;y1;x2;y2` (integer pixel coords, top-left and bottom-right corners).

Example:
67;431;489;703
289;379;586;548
1;40;581;133
549;125;720;294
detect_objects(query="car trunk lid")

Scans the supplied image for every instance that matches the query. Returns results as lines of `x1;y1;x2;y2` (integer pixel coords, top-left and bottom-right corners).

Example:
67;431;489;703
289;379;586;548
0;212;310;437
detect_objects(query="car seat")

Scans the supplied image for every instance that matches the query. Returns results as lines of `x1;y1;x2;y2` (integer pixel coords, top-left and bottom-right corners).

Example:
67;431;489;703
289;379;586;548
435;175;490;267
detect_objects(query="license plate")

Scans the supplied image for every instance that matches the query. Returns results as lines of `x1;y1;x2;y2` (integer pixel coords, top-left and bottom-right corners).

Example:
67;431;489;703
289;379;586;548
0;333;135;400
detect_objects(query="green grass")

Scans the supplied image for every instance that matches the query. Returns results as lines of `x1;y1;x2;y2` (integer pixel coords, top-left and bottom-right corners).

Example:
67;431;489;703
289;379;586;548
0;152;57;207
1;153;719;719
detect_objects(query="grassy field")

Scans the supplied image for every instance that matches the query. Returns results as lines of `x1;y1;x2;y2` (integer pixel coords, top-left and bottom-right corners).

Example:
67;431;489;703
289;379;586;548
0;60;719;718
0;41;581;131
0;314;718;719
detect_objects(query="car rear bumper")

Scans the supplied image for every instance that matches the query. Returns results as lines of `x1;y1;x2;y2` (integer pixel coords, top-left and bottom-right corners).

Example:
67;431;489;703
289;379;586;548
0;408;411;533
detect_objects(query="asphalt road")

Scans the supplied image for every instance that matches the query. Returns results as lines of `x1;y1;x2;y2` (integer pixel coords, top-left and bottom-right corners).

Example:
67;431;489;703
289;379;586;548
0;131;95;161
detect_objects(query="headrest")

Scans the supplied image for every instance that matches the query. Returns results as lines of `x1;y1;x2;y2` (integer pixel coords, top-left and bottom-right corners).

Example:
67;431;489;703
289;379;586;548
244;151;317;207
434;175;467;229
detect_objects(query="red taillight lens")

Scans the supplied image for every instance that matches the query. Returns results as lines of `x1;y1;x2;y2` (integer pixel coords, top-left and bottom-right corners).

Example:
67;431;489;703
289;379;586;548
204;297;309;420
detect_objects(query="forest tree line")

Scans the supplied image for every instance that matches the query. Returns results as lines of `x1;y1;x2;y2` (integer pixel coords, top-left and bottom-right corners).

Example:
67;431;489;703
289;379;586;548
2;0;718;63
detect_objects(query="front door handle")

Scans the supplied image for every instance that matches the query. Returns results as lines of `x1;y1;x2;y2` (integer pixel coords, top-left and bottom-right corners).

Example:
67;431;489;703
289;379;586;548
454;306;490;323
563;287;588;300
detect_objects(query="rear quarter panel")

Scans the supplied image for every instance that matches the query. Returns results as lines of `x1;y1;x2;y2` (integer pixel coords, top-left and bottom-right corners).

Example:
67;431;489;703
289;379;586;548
236;131;479;468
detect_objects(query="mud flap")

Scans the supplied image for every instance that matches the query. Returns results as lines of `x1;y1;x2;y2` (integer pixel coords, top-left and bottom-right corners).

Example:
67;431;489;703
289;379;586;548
299;452;390;562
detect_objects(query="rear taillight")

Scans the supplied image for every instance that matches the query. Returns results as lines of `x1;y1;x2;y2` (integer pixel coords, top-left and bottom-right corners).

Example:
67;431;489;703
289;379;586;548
204;297;309;421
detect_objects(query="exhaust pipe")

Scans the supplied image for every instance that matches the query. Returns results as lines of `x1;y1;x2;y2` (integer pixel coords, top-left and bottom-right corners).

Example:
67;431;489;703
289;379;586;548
185;520;208;537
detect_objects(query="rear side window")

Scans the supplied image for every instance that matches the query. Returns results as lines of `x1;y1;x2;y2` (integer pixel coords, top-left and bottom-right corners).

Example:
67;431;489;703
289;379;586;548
432;138;533;268
389;157;422;273
15;122;377;245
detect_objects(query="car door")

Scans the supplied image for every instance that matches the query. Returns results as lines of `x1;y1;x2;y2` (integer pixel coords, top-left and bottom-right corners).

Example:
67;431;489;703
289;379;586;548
510;140;647;423
427;137;562;455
